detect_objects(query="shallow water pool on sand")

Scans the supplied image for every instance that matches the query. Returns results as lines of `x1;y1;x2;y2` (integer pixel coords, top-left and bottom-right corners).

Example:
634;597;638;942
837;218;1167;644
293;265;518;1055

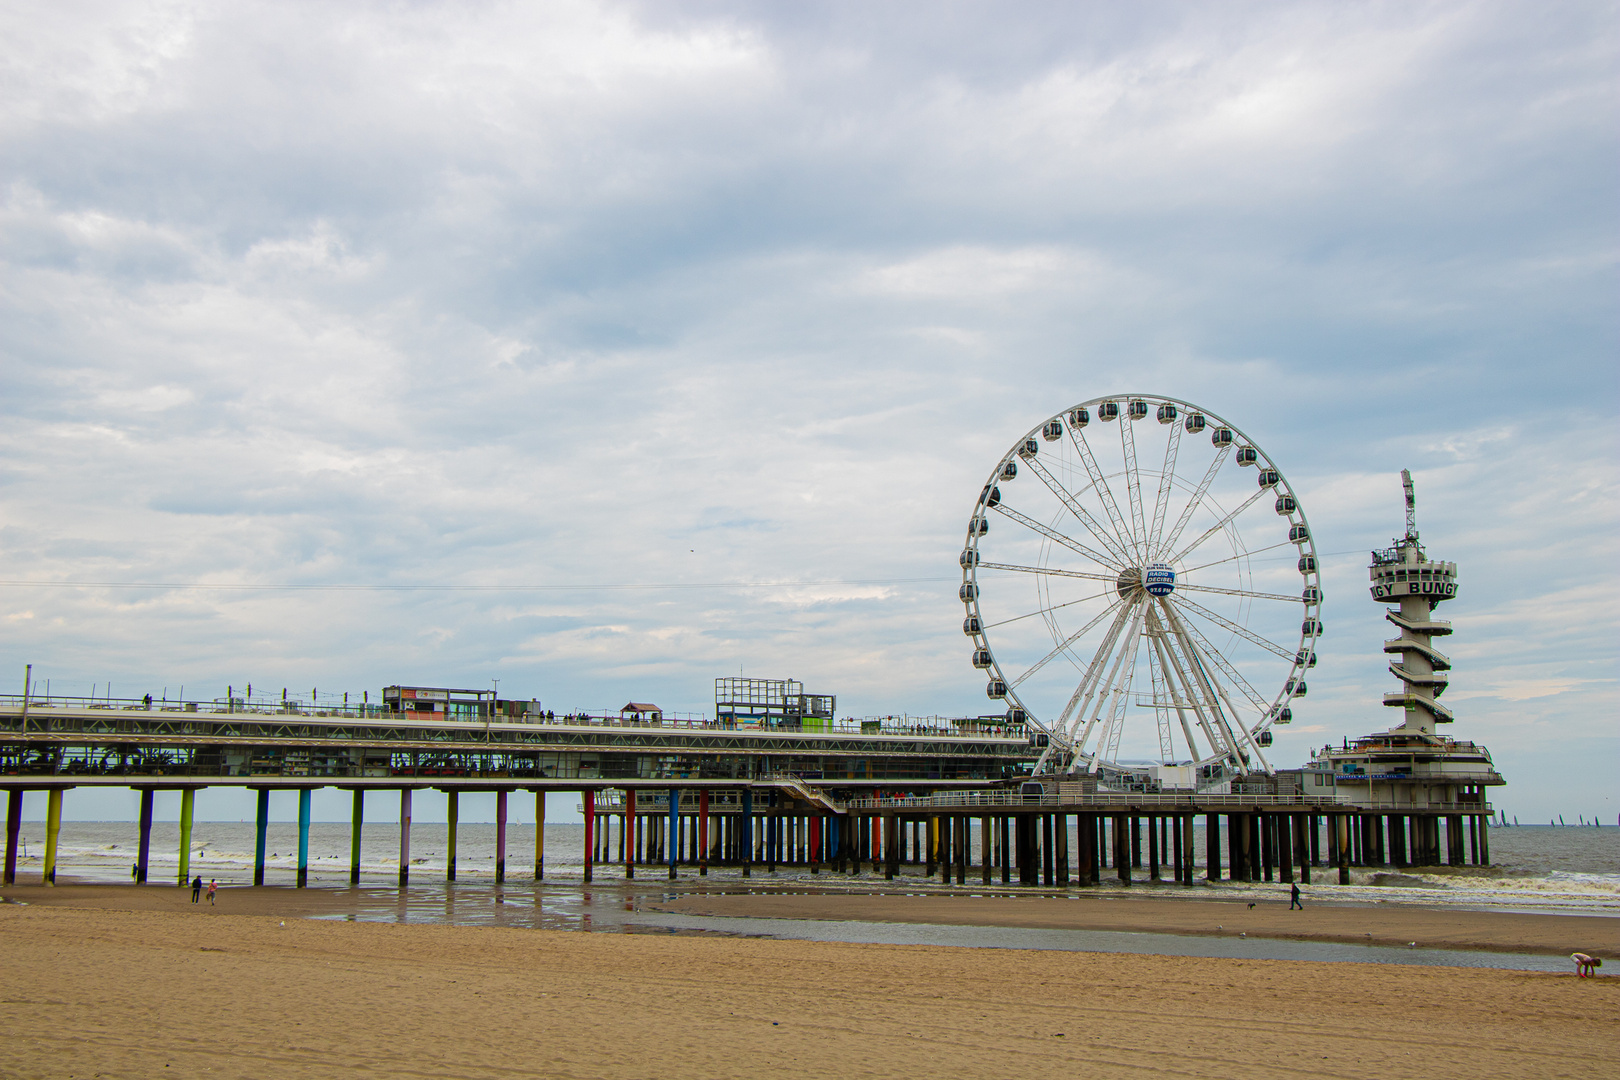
296;883;1575;972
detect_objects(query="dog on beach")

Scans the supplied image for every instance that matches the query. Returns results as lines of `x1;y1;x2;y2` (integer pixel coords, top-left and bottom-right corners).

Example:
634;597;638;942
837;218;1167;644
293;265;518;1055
1572;953;1602;978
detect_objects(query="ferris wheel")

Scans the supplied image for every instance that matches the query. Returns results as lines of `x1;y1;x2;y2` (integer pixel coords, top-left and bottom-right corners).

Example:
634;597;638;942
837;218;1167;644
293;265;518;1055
960;394;1322;780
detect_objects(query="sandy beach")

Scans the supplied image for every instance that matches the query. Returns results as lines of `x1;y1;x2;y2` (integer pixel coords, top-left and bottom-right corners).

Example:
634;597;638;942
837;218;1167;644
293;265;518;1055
1;889;1615;1079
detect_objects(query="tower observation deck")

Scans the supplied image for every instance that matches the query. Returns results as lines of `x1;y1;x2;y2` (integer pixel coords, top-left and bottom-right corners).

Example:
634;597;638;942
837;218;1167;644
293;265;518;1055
1369;469;1460;733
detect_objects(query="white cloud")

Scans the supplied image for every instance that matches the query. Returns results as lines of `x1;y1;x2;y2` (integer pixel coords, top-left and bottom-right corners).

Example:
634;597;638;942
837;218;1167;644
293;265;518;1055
0;0;1614;819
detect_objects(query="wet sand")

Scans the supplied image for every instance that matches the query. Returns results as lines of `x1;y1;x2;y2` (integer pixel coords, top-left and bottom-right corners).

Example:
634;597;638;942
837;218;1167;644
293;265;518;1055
1;902;1614;1080
9;879;1617;959
652;890;1620;959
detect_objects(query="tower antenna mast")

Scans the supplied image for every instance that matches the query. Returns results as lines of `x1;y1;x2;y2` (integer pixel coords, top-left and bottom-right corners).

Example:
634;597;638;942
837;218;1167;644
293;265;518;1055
1401;468;1418;541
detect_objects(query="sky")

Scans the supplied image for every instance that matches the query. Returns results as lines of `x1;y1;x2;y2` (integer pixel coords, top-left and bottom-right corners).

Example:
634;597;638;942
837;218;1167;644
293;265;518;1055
1;0;1615;825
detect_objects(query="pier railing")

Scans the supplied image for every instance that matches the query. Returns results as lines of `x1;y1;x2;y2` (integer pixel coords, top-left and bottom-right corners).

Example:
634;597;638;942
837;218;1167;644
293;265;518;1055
0;695;1024;742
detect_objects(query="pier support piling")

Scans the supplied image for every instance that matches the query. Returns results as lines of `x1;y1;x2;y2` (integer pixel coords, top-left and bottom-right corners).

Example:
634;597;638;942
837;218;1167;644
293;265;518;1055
177;788;195;888
4;788;22;886
297;787;311;888
668;788;679;880
495;789;507;885
253;789;269;886
698;789;709;876
534;791;545;880
136;789;154;884
446;790;459;882
741;790;753;878
492;790;505;880
350;789;363;885
398;788;412;887
1056;813;1070;887
44;788;62;885
582;790;595;883
623;789;636;879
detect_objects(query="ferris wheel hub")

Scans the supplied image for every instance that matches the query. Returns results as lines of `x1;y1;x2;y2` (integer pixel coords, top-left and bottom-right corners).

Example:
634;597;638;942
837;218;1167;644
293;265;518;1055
1115;563;1177;598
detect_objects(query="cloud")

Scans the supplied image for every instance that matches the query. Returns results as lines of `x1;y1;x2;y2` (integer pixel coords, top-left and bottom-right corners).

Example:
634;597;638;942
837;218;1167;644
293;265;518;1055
0;0;1614;819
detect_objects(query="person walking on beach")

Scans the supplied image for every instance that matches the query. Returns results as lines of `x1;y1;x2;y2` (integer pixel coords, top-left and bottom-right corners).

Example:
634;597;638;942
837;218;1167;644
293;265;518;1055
131;862;138;881
1290;882;1303;910
191;875;203;903
206;880;217;905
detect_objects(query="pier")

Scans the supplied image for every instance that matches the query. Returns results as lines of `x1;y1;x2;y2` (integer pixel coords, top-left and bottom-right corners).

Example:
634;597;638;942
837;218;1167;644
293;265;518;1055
1;691;1493;892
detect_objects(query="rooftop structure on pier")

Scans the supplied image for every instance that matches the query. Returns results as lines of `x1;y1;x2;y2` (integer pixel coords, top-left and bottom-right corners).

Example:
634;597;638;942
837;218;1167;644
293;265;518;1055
715;677;836;731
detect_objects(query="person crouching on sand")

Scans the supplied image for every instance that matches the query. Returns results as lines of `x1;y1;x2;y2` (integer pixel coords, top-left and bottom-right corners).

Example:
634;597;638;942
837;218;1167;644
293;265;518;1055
1290;882;1303;910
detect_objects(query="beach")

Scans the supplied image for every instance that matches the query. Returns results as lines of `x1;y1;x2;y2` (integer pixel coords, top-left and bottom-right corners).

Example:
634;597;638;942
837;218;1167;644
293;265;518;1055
2;887;1616;1079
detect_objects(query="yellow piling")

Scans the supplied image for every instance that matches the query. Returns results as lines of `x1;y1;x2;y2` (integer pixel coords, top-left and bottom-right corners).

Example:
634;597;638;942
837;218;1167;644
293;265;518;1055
43;789;62;885
177;788;195;886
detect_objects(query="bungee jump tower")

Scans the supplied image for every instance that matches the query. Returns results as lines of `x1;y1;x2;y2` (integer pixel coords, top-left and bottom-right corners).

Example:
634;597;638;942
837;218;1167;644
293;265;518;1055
1312;470;1504;865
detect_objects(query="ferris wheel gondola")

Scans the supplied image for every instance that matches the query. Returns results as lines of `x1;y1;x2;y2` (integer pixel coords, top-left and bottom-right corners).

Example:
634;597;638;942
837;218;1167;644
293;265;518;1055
960;394;1322;780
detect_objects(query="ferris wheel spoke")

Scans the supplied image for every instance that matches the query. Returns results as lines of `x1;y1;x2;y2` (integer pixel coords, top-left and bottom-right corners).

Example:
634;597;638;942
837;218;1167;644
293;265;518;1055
1144;641;1174;762
1155;446;1232;561
1159;600;1261;768
1169;608;1274;713
1166;487;1269;566
1098;612;1148;765
977;561;1116;585
1181;540;1294;576
1073;600;1148;768
1054;599;1138;736
991;502;1122;570
1175;581;1300;604
982;589;1112;630
1170;595;1297;663
1147;419;1183;556
1144;607;1208;762
1019;456;1134;566
1008;596;1126;690
1153;605;1237;764
1176;619;1273;773
1065;425;1138;563
1119;414;1148;563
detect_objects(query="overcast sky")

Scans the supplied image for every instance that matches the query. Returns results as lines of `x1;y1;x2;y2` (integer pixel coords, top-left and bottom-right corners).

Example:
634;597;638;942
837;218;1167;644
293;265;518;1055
2;0;1615;825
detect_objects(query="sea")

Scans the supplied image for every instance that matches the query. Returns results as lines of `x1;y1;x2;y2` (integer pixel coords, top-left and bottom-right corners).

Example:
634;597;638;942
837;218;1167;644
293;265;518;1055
7;819;1615;915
